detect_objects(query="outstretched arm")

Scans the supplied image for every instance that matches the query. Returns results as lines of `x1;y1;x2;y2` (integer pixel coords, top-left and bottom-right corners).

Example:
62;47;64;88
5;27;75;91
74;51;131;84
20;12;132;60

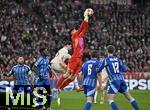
3;71;13;77
77;8;93;36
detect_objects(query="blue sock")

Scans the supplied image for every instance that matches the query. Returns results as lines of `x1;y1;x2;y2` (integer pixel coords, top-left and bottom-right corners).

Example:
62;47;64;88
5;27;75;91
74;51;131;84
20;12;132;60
109;100;119;110
83;101;92;110
130;98;139;110
52;80;57;89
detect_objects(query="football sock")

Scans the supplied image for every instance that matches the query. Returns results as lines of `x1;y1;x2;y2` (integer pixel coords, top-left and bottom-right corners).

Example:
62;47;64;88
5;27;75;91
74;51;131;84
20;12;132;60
130;98;140;110
100;91;105;103
94;91;97;103
109;100;119;110
83;101;92;110
52;79;57;89
74;78;80;89
59;78;72;90
55;76;66;89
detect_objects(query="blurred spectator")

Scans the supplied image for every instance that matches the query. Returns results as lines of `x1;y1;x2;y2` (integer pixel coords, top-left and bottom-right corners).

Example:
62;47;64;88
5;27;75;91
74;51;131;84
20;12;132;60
0;0;149;75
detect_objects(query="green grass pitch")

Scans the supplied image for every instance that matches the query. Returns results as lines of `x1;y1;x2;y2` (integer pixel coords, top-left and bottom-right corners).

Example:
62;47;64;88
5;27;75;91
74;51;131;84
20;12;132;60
52;90;150;110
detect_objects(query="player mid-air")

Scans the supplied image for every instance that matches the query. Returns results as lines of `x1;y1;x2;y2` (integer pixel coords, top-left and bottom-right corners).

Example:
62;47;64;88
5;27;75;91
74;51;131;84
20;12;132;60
51;43;72;74
54;8;94;92
97;45;140;110
80;51;102;110
51;43;71;106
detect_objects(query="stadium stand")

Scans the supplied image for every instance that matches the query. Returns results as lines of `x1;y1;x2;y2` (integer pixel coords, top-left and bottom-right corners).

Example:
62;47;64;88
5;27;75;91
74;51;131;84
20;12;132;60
0;0;150;77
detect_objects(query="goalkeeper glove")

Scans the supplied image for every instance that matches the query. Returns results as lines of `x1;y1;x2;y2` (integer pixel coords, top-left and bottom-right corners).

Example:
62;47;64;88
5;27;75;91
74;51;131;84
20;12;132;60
84;9;89;22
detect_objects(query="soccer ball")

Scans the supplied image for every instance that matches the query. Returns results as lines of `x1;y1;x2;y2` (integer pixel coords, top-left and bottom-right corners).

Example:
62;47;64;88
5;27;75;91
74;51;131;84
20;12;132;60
87;8;94;16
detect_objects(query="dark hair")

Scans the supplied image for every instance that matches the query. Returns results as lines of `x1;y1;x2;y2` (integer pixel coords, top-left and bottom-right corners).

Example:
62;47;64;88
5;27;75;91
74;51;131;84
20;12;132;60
91;50;99;58
68;24;79;35
64;41;72;45
39;48;46;53
107;45;115;54
99;52;105;58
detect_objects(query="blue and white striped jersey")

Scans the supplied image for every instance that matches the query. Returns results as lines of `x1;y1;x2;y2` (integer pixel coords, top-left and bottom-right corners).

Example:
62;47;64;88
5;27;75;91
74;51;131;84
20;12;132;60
10;64;31;85
81;58;102;88
34;56;51;79
97;55;127;82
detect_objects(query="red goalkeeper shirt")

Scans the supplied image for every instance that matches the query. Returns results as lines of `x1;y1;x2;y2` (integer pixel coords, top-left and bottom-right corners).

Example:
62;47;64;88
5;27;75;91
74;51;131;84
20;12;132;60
71;20;89;58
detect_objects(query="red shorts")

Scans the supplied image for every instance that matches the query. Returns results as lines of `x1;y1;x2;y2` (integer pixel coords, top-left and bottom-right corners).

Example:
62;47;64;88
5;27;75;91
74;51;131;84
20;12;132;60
67;57;82;74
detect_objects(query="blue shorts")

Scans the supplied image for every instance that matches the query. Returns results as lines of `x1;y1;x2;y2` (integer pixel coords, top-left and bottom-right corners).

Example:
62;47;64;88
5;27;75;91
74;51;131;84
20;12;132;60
83;85;96;97
107;80;128;94
36;78;50;87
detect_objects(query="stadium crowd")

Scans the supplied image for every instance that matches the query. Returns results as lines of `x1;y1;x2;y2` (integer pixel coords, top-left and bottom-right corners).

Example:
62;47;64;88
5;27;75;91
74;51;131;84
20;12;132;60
0;0;150;75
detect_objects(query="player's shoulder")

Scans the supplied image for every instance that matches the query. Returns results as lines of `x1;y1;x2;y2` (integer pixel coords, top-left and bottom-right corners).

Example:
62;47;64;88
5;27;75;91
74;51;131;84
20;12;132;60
87;59;98;63
37;56;43;60
23;64;30;69
46;56;49;59
60;47;67;51
106;55;119;61
12;65;19;69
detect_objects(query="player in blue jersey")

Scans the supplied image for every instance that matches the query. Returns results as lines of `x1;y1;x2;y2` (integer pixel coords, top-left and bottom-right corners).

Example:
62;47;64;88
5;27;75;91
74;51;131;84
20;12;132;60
80;51;102;110
33;48;56;110
3;56;33;107
4;57;32;86
97;45;140;110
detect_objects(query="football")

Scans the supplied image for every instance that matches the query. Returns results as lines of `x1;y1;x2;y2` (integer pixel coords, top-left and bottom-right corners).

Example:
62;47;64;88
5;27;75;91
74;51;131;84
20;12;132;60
87;8;94;16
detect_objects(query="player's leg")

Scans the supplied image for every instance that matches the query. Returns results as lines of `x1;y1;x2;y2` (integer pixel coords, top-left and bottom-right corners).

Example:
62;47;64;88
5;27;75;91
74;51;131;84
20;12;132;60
107;81;120;110
44;79;52;110
51;63;67;89
55;70;70;89
123;92;140;110
35;79;45;109
100;90;105;104
100;83;107;104
94;80;99;103
50;74;61;106
74;77;80;90
83;96;93;110
120;80;140;110
83;86;96;110
59;73;76;90
53;71;70;101
54;58;74;90
94;90;98;103
58;58;81;90
107;94;118;110
9;85;18;107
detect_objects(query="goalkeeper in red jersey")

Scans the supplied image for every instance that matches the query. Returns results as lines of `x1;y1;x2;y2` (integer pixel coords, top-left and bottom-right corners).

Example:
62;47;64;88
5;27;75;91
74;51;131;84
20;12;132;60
53;8;94;92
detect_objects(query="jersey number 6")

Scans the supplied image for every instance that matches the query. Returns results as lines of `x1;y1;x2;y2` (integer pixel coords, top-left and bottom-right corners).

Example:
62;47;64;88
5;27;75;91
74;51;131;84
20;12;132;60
88;64;93;75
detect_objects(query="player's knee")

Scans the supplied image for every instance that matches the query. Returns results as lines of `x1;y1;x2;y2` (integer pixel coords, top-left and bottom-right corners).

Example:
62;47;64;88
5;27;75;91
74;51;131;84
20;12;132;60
107;94;114;100
108;100;115;105
123;92;133;101
87;96;93;103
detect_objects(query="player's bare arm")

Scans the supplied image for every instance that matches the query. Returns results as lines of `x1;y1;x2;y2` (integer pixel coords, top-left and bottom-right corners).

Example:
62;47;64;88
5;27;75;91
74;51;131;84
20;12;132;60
3;71;12;77
77;8;94;36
